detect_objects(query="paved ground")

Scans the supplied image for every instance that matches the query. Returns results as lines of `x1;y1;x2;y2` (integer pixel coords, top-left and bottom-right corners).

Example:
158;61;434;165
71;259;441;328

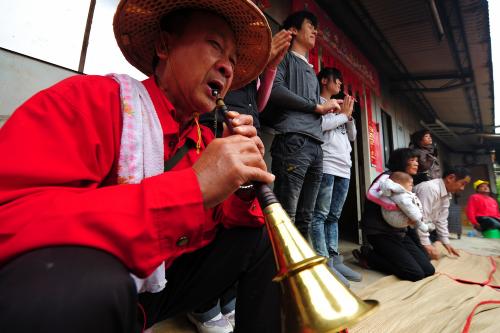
152;227;500;332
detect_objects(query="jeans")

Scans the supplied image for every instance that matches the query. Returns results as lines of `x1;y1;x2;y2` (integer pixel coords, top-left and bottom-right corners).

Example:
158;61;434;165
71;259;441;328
311;174;350;257
271;133;323;238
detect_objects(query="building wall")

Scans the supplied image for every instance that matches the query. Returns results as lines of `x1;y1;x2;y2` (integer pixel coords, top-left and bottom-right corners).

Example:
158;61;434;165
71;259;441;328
368;82;422;183
0;48;77;119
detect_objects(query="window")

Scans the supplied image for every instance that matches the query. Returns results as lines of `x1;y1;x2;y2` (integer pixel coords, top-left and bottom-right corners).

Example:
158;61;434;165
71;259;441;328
0;0;90;70
381;110;394;167
0;0;146;79
83;0;146;79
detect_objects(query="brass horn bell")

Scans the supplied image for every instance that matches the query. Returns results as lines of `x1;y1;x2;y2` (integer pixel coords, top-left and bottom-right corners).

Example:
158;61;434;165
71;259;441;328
257;186;378;333
212;95;378;332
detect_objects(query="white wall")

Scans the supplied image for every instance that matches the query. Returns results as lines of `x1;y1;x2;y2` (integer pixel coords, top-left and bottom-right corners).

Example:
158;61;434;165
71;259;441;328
0;115;8;128
364;87;422;185
0;48;76;117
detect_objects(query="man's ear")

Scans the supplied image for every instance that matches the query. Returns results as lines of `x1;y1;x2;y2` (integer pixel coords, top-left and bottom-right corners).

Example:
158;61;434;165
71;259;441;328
445;174;457;183
321;77;328;86
155;32;171;61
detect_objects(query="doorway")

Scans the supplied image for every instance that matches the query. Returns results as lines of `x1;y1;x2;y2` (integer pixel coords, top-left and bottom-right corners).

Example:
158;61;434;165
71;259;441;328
338;92;364;244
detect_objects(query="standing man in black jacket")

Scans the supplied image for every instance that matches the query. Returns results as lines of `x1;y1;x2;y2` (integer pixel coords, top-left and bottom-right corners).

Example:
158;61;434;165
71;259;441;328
265;11;340;238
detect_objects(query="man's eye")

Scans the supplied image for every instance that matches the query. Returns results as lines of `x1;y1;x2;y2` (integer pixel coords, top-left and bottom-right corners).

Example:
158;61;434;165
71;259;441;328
209;40;222;51
229;57;237;69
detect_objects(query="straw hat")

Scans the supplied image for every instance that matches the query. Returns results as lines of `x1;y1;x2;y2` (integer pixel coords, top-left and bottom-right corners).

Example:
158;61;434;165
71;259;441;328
473;179;489;191
113;0;272;90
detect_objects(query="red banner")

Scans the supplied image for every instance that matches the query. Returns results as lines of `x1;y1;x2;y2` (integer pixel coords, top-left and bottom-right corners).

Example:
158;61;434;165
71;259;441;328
310;44;319;72
365;90;384;172
292;0;380;96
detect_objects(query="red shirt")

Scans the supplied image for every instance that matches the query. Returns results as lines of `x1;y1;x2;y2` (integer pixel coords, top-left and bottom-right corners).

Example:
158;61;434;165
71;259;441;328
0;75;264;277
465;193;500;225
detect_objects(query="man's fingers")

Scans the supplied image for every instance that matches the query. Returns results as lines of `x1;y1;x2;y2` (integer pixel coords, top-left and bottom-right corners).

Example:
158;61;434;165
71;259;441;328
446;245;460;257
268;31;291;68
230;141;272;183
227;111;252;126
252;136;265;156
231;124;257;138
273;33;291;47
274;29;293;41
245;166;275;185
245;141;266;162
223;135;267;165
223;112;256;138
424;245;440;260
237;152;268;171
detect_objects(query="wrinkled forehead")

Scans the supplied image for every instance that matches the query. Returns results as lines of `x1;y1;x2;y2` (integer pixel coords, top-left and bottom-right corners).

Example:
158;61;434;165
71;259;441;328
163;10;234;36
176;11;236;49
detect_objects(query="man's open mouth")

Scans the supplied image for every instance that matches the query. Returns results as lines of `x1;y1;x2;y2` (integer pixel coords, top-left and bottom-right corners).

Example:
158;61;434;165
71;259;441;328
208;81;223;96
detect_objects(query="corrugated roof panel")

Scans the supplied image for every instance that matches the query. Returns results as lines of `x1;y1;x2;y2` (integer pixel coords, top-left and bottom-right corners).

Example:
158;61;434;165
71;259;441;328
361;0;456;73
357;0;493;144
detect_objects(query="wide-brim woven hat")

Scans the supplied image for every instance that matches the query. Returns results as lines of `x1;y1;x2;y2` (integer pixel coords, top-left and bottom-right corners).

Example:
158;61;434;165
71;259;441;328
113;0;272;90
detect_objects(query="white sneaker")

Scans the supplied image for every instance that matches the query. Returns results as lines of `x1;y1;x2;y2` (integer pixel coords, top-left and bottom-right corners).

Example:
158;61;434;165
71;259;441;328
223;309;235;328
187;312;233;333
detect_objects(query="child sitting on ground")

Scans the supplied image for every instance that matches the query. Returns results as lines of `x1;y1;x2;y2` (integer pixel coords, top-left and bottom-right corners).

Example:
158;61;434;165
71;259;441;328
380;171;435;232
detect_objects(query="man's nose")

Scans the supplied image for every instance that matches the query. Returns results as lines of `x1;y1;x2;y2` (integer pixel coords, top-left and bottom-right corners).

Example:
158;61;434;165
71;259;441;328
216;58;234;79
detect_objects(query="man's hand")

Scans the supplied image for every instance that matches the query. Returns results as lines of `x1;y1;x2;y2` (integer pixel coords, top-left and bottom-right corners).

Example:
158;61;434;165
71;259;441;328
266;30;292;70
194;111;273;208
315;98;341;115
222;111;264;155
443;243;460;257
423;244;440;260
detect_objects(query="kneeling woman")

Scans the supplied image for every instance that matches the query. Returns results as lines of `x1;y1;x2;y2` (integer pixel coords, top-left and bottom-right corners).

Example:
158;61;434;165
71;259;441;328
353;148;435;281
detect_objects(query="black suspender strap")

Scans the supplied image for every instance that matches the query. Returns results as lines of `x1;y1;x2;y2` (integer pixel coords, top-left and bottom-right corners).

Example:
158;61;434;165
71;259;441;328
164;140;194;172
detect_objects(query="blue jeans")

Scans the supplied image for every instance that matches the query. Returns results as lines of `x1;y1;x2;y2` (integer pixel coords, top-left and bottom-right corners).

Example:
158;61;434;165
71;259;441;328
271;133;323;238
311;174;350;257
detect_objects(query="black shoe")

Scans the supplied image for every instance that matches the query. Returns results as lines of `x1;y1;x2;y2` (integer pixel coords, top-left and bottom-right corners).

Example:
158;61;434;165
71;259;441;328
352;249;369;269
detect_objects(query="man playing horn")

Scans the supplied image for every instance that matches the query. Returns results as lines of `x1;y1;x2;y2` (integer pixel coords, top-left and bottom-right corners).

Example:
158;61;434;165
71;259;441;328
0;1;280;332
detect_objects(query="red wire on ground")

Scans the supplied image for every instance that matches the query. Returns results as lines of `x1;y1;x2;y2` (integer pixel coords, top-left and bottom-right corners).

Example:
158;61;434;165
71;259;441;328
435;254;500;332
461;300;500;333
483;257;497;286
439;255;498;288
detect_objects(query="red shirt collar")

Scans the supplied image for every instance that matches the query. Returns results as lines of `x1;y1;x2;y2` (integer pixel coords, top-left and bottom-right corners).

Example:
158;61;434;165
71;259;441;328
142;76;206;145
